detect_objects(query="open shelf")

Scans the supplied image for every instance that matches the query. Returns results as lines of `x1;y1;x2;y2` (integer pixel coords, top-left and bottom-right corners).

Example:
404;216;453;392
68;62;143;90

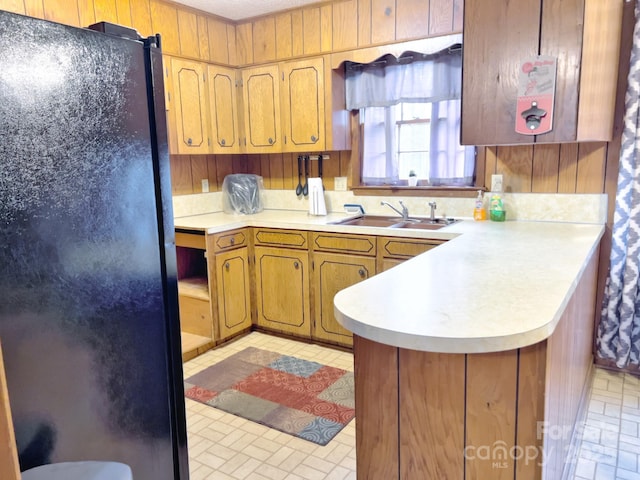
178;277;209;300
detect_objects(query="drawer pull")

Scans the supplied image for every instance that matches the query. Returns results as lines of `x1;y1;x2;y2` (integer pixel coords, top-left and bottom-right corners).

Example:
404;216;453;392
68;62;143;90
187;137;192;145
230;237;235;245
221;138;226;146
293;261;299;269
268;137;274;145
358;269;366;277
225;262;230;270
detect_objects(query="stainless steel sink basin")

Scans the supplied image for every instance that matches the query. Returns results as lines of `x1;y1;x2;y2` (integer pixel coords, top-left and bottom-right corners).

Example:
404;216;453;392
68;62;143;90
331;215;459;230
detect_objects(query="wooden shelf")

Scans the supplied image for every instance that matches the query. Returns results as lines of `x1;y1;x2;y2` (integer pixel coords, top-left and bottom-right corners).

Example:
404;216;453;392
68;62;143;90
178;277;209;300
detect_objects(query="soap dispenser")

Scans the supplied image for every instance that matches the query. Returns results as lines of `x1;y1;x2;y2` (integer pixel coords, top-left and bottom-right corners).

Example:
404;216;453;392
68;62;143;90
473;190;486;220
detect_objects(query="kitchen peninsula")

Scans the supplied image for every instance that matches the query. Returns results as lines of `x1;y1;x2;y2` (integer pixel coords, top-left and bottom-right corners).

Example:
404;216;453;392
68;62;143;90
333;220;603;480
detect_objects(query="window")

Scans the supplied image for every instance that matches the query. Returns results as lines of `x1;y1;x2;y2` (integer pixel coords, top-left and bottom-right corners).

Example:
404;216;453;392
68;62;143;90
345;37;475;187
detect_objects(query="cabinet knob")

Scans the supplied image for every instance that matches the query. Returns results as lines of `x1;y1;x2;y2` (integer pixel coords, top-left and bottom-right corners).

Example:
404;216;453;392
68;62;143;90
187;137;193;145
268;137;274;145
311;135;317;142
225;262;230;270
358;269;366;277
230;237;235;245
221;138;226;146
293;261;299;269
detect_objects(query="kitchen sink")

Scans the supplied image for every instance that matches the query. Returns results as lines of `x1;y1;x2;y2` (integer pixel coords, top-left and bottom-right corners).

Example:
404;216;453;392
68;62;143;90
331;215;459;230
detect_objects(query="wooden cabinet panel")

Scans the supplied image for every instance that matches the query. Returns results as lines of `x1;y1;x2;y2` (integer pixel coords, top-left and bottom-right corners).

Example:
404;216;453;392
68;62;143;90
0;0;25;14
236;21;253;65
93;0;118;24
208;65;241;153
197;15;209;60
312;252;374;346
150;0;179;55
241;64;281;153
211;228;247;252
129;0;152;37
275;12;293;60
24;0;45;18
466;351;518;478
115;0;132;26
207;17;230;64
399;350;465;479
178;295;212;338
253;16;276;63
396;0;429;40
371;0;395;44
254;246;311;337
353;335;399;480
302;7;321;55
43;0;80;26
215;248;251;340
177;9;199;59
78;0;96;27
254;228;308;248
312;232;376;256
171;58;210;154
281;57;325;152
332;0;358;51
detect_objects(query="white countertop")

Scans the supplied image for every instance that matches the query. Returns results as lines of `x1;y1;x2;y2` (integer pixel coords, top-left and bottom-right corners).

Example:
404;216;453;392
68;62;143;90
173;209;604;354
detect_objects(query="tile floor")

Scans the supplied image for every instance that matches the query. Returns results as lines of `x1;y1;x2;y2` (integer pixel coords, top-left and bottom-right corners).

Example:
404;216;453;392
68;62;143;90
569;367;640;480
183;332;640;480
183;332;356;480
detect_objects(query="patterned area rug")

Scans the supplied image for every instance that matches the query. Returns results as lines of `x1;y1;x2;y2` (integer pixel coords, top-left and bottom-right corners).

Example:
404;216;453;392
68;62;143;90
184;347;355;446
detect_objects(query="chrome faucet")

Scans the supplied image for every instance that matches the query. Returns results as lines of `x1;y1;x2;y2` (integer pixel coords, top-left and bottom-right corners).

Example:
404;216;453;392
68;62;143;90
381;200;409;220
428;201;437;222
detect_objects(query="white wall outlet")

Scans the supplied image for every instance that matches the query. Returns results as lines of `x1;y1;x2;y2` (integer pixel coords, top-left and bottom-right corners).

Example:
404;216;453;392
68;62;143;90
201;179;209;193
334;176;348;191
491;174;503;192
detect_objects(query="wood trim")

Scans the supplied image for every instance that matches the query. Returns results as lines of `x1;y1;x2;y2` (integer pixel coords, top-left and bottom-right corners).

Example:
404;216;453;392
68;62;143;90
353;334;399;480
576;0;624;141
0;342;20;480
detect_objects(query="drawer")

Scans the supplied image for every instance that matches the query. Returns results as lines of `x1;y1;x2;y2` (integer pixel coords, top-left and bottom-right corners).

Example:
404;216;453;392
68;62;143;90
178;294;212;338
175;230;206;249
311;232;376;256
379;237;445;259
210;229;247;252
253;228;308;249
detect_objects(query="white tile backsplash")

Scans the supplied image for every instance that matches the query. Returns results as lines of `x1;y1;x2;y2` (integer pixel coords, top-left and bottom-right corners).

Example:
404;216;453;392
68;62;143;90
173;189;607;224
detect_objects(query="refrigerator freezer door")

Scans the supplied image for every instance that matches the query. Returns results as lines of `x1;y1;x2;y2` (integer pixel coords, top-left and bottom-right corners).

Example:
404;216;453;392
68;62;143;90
0;11;186;480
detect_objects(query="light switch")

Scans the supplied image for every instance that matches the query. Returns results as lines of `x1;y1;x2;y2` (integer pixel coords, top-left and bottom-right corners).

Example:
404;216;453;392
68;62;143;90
201;179;209;193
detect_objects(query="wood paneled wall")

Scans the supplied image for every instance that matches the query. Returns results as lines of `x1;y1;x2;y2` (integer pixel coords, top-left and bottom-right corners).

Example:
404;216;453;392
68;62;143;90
0;0;622;200
170;152;352;195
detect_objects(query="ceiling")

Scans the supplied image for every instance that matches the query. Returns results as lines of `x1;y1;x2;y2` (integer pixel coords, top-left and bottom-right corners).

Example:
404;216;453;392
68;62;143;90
171;0;324;21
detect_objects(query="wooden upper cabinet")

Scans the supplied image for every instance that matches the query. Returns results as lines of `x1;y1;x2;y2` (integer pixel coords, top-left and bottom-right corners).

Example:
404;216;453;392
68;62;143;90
207;65;241;153
281;57;325;152
241;64;281;153
461;0;623;146
171;58;210;154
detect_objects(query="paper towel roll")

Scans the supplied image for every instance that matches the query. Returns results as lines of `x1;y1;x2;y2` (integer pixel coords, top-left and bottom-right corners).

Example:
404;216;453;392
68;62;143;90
308;177;327;215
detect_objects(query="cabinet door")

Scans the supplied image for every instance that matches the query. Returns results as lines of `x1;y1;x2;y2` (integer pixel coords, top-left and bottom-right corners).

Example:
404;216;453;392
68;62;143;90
207;65;241;153
241;64;281;152
313;252;375;347
281;57;325;152
215;247;251;340
171;58;210;154
254;246;310;337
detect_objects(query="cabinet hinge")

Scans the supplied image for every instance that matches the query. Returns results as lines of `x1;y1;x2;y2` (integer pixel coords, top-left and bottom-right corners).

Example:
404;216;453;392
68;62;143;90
284;135;287;144
167;92;171;102
208;138;211;146
311;260;314;270
282;72;284;81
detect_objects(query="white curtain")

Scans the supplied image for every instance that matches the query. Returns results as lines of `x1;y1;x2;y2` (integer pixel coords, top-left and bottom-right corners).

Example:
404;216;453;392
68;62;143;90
346;44;474;186
597;0;640;369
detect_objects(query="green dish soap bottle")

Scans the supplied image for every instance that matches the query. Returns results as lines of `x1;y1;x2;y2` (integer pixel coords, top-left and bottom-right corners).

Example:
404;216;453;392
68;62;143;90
489;194;506;222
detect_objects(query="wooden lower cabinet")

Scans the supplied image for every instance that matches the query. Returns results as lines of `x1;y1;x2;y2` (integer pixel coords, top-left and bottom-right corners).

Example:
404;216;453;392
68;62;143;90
214;247;251;340
378;236;445;271
254;245;311;337
312;252;375;347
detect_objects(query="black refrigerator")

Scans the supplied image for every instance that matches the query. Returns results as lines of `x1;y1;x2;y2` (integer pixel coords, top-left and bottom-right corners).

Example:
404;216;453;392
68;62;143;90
0;10;188;479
